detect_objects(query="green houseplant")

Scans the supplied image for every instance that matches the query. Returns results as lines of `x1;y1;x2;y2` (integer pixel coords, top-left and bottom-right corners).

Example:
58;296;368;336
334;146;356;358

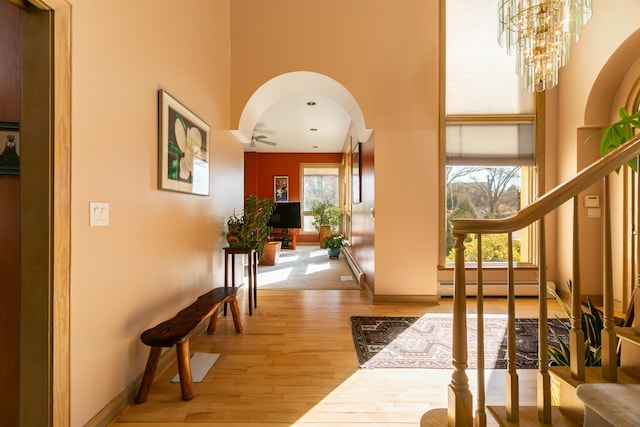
323;234;344;259
587;107;640;171
226;195;276;259
310;201;341;247
547;280;604;367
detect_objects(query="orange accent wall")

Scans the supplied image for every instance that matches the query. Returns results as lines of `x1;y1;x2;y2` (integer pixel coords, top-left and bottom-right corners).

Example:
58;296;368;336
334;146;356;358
244;152;343;243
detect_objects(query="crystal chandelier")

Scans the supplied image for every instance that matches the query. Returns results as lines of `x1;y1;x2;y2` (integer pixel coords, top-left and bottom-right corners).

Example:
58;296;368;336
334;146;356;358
498;1;592;92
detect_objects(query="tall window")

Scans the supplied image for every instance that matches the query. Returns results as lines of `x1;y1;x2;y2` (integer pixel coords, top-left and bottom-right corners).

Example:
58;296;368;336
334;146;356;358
301;164;341;233
444;0;538;264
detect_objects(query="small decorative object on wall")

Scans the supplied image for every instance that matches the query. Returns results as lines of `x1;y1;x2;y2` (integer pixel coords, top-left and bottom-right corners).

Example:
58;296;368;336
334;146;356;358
352;142;361;204
274;175;289;202
0;122;20;176
158;89;210;195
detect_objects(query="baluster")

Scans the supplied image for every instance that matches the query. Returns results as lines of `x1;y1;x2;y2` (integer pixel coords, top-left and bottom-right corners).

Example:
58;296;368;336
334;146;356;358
448;232;473;426
506;232;519;422
537;218;551;423
475;234;486;427
571;196;585;380
602;175;617;380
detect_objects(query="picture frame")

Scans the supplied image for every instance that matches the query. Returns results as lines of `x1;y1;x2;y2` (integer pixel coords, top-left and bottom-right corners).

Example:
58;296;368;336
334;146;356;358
274;175;289;202
0;122;20;176
352;142;361;204
158;89;210;195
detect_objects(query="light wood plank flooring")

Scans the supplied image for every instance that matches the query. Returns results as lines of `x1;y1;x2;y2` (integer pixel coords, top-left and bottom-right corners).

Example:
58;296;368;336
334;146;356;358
113;288;566;426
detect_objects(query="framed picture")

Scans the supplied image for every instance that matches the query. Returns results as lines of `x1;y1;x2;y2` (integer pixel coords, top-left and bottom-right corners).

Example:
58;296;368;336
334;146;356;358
274;175;289;202
0;122;20;176
352;142;361;204
158;89;210;195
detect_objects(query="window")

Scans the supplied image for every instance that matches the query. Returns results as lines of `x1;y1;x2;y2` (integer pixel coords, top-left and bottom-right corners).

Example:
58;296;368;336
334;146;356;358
443;0;539;265
301;164;341;233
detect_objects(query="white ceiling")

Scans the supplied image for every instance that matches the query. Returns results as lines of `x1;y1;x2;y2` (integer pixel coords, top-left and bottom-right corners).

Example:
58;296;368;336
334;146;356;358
247;93;351;153
232;71;370;153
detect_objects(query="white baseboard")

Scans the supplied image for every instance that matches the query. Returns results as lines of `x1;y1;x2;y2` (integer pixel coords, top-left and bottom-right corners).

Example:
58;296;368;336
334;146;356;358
438;280;556;297
342;246;364;288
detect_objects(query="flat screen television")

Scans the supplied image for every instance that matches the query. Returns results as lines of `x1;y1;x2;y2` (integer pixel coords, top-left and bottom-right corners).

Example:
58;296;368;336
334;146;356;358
268;202;302;229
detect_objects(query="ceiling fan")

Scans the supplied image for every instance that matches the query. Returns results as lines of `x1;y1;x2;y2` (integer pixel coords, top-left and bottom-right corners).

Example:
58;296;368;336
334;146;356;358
250;134;277;147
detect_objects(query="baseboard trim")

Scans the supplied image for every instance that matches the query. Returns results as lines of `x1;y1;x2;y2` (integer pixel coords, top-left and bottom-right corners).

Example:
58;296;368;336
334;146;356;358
342;246;364;288
372;294;440;304
85;322;210;427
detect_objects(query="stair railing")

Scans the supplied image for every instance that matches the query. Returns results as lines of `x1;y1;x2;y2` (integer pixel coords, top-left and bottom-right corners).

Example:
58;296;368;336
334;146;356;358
445;133;640;426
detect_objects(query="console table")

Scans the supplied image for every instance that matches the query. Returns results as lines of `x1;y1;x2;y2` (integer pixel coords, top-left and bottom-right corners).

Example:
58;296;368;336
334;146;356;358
270;229;298;249
223;247;258;315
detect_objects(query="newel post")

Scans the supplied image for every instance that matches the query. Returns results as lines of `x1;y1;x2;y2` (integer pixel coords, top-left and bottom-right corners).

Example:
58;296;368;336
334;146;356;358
448;232;473;426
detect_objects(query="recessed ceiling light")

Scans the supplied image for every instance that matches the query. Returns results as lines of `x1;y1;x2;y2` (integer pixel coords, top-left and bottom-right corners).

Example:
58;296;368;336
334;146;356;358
306;101;316;106
310;128;317;131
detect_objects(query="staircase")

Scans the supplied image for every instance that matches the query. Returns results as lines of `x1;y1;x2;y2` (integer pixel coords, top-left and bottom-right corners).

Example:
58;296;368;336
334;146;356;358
422;134;640;426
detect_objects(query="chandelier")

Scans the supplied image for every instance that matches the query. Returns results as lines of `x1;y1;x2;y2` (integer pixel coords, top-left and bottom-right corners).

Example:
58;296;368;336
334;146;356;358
498;1;592;92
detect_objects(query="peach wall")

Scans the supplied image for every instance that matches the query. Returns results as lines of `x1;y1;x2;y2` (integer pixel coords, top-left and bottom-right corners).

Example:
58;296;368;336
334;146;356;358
231;0;440;297
554;0;640;296
69;1;239;425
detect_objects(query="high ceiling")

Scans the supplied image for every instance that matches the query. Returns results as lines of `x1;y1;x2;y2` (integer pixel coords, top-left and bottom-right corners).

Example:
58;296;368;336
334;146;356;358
246;93;351;153
232;71;370;153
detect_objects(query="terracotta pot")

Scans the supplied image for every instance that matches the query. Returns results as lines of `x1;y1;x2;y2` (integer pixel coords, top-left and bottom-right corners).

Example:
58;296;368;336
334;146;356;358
318;226;331;248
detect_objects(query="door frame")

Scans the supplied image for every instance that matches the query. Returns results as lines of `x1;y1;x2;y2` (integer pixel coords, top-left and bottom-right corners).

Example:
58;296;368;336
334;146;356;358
18;1;71;425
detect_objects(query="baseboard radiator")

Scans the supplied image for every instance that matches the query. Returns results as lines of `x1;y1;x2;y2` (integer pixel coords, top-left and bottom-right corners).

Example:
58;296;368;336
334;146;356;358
438;280;556;297
343;246;365;288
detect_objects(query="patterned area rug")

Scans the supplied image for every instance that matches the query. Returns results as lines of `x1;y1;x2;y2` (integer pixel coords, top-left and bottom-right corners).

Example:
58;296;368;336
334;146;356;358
351;315;569;369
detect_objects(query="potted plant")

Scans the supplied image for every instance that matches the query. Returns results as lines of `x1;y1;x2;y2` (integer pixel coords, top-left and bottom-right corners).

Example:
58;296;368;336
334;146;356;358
310;201;341;247
226;195;276;259
546;280;604;367
323;234;344;259
587;107;640;171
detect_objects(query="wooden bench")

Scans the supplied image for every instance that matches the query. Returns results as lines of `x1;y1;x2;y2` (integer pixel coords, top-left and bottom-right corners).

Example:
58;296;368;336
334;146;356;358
135;286;243;403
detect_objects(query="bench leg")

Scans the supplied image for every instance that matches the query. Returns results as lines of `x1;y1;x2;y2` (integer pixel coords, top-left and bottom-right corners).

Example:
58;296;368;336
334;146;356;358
207;306;220;335
176;341;195;401
228;296;243;333
135;346;162;404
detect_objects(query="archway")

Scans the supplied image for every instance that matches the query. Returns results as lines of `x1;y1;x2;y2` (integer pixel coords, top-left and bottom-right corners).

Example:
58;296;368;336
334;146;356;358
584;28;640;312
231;71;371;149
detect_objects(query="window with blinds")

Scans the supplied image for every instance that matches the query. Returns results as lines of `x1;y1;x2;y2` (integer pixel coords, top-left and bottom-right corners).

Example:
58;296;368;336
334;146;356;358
444;0;538;265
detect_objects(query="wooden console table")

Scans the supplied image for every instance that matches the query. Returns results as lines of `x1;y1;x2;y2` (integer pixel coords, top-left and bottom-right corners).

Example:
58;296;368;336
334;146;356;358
270;229;298;249
223;247;258;315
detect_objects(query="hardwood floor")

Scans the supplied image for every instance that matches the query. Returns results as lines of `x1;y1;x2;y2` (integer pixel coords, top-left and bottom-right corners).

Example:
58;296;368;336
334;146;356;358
113;288;566;426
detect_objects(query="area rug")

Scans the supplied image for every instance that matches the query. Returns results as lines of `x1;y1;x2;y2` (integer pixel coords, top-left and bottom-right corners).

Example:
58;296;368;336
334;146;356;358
351;315;570;369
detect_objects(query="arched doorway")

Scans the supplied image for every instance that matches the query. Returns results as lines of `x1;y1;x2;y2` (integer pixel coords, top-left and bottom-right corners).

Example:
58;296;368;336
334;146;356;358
584;29;640;313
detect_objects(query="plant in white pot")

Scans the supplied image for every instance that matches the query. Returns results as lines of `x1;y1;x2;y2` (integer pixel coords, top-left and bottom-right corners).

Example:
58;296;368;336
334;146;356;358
310;201;341;247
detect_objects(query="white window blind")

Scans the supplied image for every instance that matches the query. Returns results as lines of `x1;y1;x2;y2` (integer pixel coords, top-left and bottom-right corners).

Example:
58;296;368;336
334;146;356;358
446;123;534;166
446;0;535;115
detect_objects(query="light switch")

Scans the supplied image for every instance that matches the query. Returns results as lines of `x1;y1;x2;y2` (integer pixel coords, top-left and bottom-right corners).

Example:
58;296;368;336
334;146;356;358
90;202;109;226
585;195;599;208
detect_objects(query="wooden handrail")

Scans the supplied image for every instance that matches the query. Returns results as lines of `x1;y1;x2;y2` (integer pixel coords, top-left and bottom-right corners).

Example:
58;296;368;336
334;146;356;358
451;134;640;235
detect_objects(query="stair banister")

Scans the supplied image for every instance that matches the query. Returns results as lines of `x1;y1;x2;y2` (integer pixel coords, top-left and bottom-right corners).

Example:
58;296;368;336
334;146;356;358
450;134;640;236
506;233;519;422
571;196;585;381
449;232;473;426
475;237;487;427
602;175;617;381
444;133;640;426
537;217;551;423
